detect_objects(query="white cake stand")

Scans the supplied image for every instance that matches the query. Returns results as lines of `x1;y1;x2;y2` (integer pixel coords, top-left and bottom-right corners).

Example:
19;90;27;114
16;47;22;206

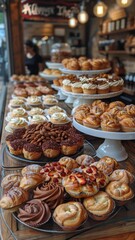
61;89;123;107
39;72;61;82
73;118;135;162
51;84;66;100
60;67;111;76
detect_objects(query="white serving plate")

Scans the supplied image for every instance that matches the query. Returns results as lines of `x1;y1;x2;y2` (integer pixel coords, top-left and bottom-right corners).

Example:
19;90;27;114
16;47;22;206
46;62;63;69
59;67;111;76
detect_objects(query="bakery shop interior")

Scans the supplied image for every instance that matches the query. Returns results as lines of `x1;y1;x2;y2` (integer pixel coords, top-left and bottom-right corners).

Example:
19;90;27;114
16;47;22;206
0;0;135;239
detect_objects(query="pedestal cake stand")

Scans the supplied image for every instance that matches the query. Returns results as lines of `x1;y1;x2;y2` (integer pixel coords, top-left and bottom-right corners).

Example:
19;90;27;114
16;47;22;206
60;67;111;76
61;89;123;107
51;84;66;100
73;118;135;162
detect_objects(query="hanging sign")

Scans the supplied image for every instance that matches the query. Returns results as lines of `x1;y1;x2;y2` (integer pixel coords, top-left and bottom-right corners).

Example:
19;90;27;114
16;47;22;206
21;0;79;21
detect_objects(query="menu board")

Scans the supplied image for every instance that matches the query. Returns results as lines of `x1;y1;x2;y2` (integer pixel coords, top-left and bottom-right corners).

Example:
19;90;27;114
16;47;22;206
21;0;79;21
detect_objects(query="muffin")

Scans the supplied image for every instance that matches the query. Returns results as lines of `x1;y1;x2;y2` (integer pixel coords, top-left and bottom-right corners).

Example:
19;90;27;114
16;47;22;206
6;134;19;148
42;140;61;158
53;201;88;230
23;143;42;160
50;112;70;124
8;139;27;155
83;191;115;221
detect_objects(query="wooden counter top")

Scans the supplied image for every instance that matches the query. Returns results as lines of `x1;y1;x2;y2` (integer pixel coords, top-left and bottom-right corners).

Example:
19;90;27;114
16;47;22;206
1;84;135;240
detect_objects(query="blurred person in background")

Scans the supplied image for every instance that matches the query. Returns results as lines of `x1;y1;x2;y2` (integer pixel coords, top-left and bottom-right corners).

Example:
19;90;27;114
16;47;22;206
24;40;44;75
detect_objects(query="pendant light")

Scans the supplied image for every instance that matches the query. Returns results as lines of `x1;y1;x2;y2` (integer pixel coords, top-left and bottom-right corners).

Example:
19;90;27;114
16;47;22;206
93;0;108;18
68;11;78;28
116;0;133;8
78;1;89;24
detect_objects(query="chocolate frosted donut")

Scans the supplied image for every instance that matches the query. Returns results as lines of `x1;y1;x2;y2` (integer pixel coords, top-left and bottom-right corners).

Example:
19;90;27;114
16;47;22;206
33;183;64;209
8;139;27;155
18;199;51;227
23;143;42;160
42;140;61;158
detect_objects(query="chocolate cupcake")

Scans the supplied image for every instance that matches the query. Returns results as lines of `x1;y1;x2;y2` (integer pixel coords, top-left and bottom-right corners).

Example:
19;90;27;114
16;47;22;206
23;143;42;160
42;140;61;158
18;199;51;227
8;139;27;155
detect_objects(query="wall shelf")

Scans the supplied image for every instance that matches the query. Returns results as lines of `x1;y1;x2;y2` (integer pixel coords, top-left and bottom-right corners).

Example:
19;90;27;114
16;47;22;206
99;50;135;56
98;27;135;36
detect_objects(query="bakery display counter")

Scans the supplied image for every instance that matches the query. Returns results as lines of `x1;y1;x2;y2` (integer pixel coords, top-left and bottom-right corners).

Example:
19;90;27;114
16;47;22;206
1;83;135;240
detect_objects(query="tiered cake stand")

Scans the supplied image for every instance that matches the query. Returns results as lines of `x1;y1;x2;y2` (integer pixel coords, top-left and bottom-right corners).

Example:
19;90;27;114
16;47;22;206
39;72;61;82
51;84;66;100
61;89;123;107
59;67;111;76
73;118;135;162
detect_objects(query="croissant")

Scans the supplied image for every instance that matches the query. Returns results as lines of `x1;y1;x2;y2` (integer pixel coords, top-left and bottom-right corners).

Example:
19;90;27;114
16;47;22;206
0;187;29;209
20;172;44;190
1;173;22;191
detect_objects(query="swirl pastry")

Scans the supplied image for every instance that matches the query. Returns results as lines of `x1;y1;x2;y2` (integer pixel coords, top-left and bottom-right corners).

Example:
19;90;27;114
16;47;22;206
83;191;115;221
21;164;43;176
62;171;99;198
40;162;70;184
76;154;95;166
26;87;42;96
67;60;80;70
125;104;135;116
74;110;89;125
106;181;134;203
20;172;44;190
53;201;88;230
0;187;29;209
1;173;22;192
81;60;92;70
109;169;135;184
119;117;135;132
83;115;101;129
116;110;130;121
23;143;42;160
59;157;79;170
33;183;64;209
18;199;51;227
92;156;118;175
90;106;104;117
101;115;120;132
108;101;125;110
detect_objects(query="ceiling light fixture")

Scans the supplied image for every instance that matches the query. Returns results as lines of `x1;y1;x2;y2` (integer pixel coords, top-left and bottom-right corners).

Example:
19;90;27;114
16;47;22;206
93;0;108;18
116;0;133;8
68;12;78;28
78;1;89;24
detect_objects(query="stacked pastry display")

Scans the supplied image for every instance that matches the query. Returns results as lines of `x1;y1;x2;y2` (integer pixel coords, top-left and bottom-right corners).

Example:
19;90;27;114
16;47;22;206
13;82;56;98
74;100;135;132
11;75;44;82
54;73;124;94
6;123;84;160
0;155;134;230
62;57;110;70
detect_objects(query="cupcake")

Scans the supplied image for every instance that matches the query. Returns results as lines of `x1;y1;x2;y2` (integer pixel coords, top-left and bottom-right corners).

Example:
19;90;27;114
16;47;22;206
50;112;70;124
29;115;47;124
18;199;51;227
33;183;64;209
83;191;115;221
42;140;61;158
62;79;72;92
97;81;110;94
23;143;42;160
27;96;42;107
28;108;44;116
9;98;25;109
71;82;83;93
10;108;28;119
6;118;28;133
43;97;58;106
47;106;65;115
82;83;97;94
53;201;88;230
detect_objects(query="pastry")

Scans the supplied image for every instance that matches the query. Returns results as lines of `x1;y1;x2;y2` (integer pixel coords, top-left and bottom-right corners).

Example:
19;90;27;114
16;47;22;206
29;115;47;124
97;82;110;94
20;172;44;190
81;60;92;70
71;82;83;93
83;115;101;129
6;134;19;148
97;156;118;175
43;97;58;106
22;164;43;176
28;108;44;116
109;80;122;92
37;86;53;95
59;156;79;170
116;110;131;121
106;181;134;203
40;162;70;184
33;183;64;209
74;110;89;125
76;154;95;166
47;106;65;115
6;118;28;131
119;117;135;132
90;106;104;117
109;169;135;184
107;106;123;116
10;108;28;119
14;88;28;98
108;101;125;110
62;171;99;198
9;98;25;109
50;112;69;124
101;115;120;132
1;173;22;192
83;191;115;221
27;96;42;107
12;128;26;139
62;79;72;92
124;104;135;116
0;187;29;209
61;139;78;155
23;143;42;160
81;165;109;188
53;201;88;230
8;139;27;155
26;87;42;96
82;83;97;94
18;199;51;227
42;140;61;158
67;60;80;70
